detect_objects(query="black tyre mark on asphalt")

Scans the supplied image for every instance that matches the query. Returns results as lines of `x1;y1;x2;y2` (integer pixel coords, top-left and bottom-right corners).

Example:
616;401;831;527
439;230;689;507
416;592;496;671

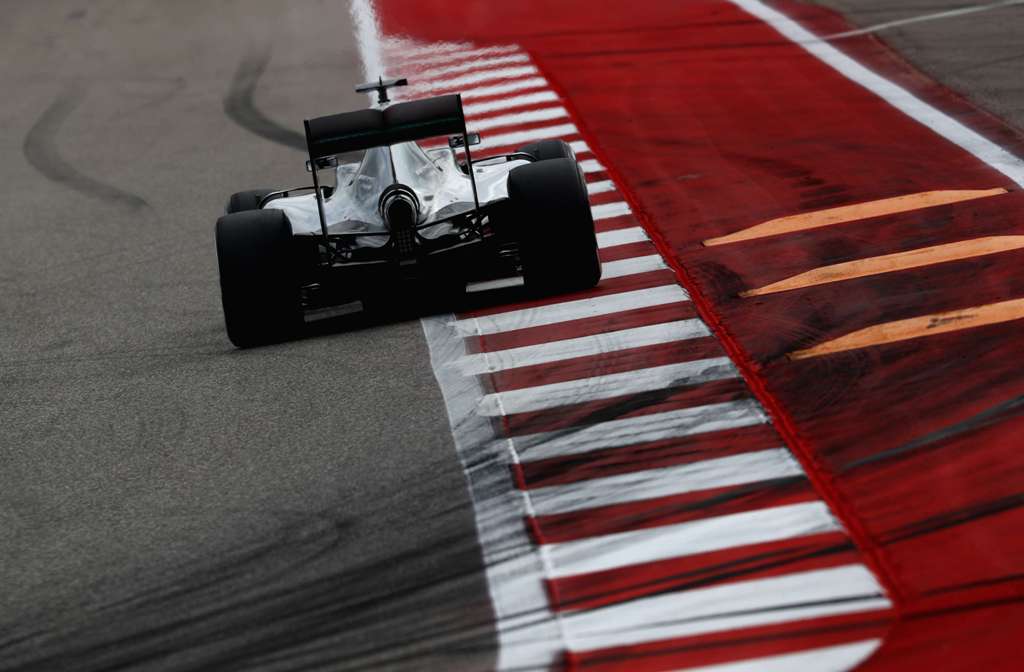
224;45;306;150
23;86;150;210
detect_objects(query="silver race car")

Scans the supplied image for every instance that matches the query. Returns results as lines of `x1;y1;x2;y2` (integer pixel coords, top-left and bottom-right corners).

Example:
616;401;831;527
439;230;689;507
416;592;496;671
215;78;601;347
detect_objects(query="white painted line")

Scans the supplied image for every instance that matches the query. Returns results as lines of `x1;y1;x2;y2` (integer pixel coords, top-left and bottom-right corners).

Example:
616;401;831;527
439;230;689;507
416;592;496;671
477;356;737;416
586;179;616;195
515;399;768;461
600;254;664;277
730;0;1024;187
601;254;666;278
466;276;525;293
453;284;689;336
569;140;591;155
454;319;710;375
597;227;648;247
418;52;531;80
464;90;559;116
416;65;539;91
580;158;606;173
529;448;801;514
478;123;579;151
547;501;837;577
458;76;550;99
663;640;882;672
470;106;570;132
565;571;886;649
591;201;632;220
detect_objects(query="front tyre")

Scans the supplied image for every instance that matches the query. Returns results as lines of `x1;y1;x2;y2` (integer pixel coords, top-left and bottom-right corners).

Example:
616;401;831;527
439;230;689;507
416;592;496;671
509;158;601;295
215;209;303;347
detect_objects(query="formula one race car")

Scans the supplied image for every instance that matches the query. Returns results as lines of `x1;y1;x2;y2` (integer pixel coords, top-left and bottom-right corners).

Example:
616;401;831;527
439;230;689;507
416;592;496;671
215;77;601;347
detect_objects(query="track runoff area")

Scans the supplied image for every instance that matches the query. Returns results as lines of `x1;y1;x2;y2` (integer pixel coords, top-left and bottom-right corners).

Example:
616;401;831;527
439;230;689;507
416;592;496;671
354;1;1024;670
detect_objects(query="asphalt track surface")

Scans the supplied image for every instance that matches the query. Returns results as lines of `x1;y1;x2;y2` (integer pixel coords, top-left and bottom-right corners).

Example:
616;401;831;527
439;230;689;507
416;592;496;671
2;1;1024;671
0;3;493;671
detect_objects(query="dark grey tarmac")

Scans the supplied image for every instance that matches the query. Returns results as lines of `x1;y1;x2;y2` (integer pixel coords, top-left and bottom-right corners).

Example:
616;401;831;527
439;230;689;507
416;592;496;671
816;0;1024;129
0;2;494;670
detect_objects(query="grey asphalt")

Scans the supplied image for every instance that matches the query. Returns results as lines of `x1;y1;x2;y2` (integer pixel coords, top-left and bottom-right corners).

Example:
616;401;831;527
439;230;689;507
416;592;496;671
817;0;1024;129
0;2;494;671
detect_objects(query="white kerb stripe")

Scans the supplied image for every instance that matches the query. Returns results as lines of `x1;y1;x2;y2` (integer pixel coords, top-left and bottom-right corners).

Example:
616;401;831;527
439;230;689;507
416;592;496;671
464;90;559;116
417;52;530;80
564;569;886;650
547;501;838;578
570;606;887;661
586;179;615;195
579;158;606;173
515;398;768;461
592;201;631;220
601;254;666;278
470;106;569;132
529;448;801;515
458;77;550;99
454;319;709;375
390;43;521;66
453;284;688;336
597;227;648;247
663;640;882;672
569;140;591;155
477;356;737;416
729;0;1024;187
416;65;539;91
478;124;579;151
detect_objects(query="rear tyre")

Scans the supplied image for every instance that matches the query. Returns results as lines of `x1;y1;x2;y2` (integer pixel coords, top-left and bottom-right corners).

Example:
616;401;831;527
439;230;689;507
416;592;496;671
215;209;303;347
226;189;277;214
517;139;575;162
509;158;601;295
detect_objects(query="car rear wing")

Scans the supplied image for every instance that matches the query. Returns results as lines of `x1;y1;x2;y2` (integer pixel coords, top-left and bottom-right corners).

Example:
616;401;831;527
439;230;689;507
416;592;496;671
302;92;481;244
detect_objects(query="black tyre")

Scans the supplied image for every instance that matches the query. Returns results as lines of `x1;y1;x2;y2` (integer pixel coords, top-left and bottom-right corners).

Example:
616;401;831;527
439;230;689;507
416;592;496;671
215;209;303;347
517;139;575;162
226;189;276;214
509;158;601;294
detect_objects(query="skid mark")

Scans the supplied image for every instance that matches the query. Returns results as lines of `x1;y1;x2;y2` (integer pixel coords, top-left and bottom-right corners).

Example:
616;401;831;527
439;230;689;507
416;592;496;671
790;297;1024;359
23;86;149;209
742;236;1024;297
703;189;1008;246
223;45;305;150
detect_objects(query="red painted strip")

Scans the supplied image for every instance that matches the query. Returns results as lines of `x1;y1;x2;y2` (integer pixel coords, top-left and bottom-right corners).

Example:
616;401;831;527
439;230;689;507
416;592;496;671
488;337;725;391
475;302;698;351
502;378;750;436
531;476;813;545
548;531;856;612
593;213;638;233
519;422;780;489
566;606;892;672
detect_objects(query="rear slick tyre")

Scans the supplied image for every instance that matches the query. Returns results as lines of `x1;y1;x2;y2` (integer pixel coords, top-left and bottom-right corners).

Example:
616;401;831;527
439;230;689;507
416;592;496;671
509;157;601;295
516;139;575;162
215;209;303;347
226;189;277;214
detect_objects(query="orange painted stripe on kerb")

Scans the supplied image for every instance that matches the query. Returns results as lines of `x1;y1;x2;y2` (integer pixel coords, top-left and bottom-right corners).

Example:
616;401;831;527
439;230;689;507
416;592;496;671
789;297;1024;360
742;236;1024;297
703;188;1008;246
